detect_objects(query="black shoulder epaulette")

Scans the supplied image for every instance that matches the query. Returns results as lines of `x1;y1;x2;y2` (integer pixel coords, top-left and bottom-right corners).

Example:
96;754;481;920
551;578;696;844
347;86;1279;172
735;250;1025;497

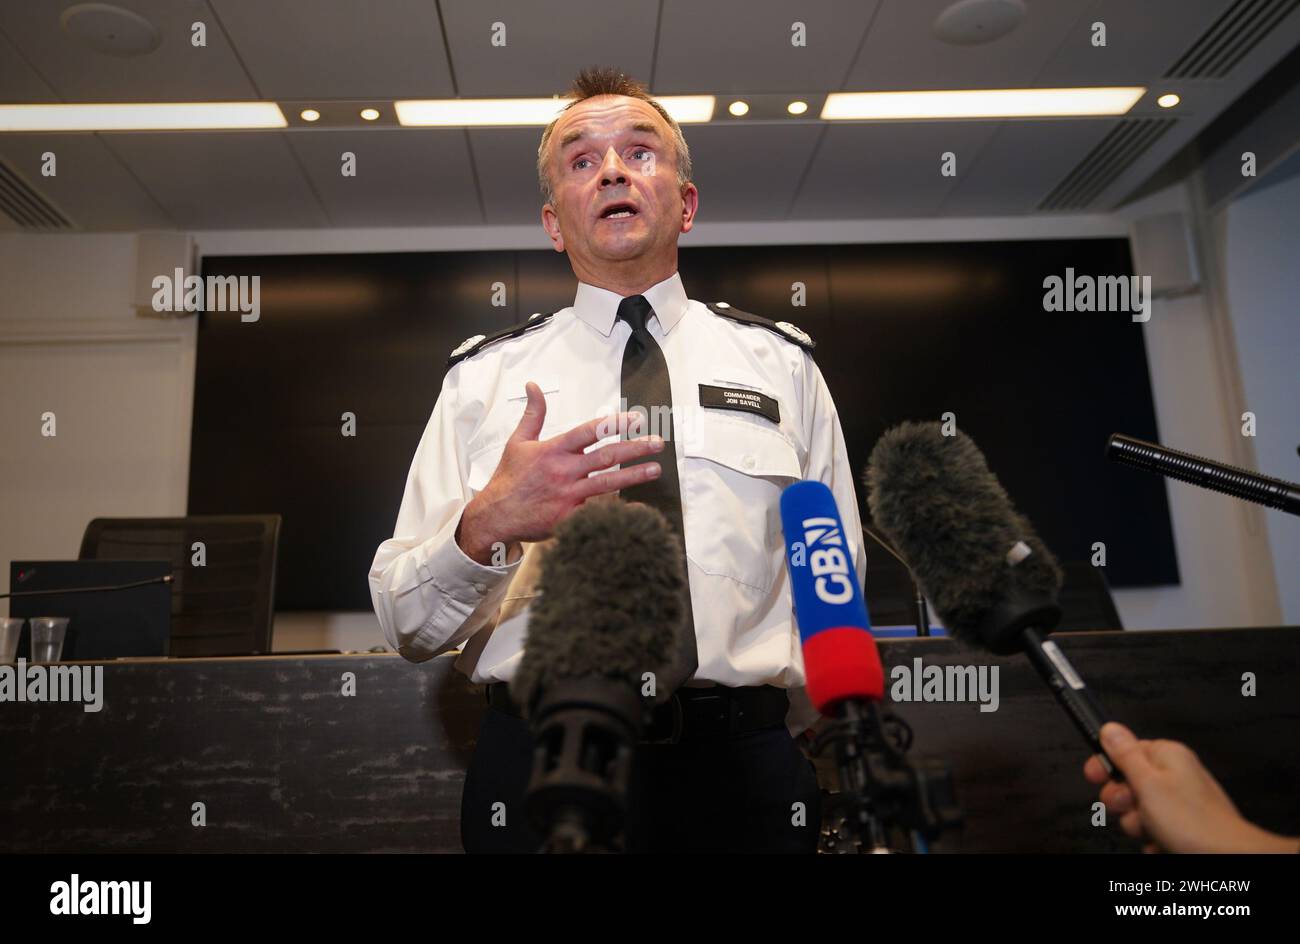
447;312;556;367
704;301;815;353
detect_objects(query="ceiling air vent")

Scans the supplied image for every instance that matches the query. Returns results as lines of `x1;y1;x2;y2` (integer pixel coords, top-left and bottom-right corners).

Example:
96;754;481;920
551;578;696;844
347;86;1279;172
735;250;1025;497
1038;119;1176;211
0;158;73;230
1165;0;1299;79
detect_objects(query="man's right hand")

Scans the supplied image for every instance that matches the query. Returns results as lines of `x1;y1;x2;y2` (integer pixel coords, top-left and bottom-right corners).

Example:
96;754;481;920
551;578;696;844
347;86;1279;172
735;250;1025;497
455;381;663;565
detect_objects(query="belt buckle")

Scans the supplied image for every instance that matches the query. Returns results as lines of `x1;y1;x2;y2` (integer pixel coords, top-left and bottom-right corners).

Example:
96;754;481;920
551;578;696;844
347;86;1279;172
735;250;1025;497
642;692;686;745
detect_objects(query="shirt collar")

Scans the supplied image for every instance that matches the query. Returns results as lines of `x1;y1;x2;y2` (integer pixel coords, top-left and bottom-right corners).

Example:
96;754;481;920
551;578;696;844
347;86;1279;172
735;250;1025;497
573;270;690;338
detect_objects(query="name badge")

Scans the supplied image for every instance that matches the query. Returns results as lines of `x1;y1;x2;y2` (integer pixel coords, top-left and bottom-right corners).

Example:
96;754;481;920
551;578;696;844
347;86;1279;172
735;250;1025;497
698;383;780;424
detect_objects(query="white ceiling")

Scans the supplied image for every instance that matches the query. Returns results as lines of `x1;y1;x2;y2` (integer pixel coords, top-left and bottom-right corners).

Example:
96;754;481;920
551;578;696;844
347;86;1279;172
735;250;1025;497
0;0;1297;231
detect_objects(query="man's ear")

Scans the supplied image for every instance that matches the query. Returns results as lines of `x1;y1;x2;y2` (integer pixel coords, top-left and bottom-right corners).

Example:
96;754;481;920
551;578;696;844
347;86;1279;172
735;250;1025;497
679;181;699;235
541;202;565;251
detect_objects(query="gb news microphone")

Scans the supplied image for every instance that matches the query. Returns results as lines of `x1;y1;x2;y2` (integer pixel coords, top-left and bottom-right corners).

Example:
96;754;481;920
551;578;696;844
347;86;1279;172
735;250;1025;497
779;480;960;852
866;421;1123;778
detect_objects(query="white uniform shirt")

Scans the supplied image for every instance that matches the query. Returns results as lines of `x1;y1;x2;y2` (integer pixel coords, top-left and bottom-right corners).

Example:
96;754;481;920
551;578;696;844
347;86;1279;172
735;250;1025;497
368;270;865;734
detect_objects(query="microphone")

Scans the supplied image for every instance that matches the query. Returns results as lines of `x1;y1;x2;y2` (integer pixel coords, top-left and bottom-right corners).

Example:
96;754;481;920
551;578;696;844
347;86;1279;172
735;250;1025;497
779;480;883;714
511;500;686;853
779;480;961;852
865;421;1121;777
1107;432;1300;516
1;572;172;600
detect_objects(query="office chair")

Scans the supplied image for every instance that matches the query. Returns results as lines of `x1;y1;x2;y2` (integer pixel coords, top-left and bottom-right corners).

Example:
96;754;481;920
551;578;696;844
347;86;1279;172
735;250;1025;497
79;514;281;657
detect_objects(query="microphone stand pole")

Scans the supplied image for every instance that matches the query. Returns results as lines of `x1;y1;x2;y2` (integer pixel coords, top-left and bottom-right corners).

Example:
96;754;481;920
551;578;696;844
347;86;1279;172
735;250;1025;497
863;526;930;637
814;698;961;853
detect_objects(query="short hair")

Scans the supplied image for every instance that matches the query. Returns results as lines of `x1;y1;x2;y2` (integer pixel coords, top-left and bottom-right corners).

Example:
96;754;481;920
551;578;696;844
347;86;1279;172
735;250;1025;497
537;66;693;207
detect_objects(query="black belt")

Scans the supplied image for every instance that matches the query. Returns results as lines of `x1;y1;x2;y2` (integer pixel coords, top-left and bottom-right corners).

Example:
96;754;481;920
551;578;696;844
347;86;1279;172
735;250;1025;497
486;682;790;744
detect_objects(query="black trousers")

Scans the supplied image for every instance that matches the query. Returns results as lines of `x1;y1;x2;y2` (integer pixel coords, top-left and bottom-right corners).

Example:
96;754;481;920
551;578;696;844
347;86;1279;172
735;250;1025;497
460;706;823;853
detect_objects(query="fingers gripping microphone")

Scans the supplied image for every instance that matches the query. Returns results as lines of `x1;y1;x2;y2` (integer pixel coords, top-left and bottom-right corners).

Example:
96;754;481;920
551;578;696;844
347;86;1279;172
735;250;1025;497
512;500;686;853
866;422;1121;777
779;480;883;713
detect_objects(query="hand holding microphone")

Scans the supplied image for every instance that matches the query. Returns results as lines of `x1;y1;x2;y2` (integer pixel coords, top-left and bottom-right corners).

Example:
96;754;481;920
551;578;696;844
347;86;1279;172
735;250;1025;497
1084;722;1300;854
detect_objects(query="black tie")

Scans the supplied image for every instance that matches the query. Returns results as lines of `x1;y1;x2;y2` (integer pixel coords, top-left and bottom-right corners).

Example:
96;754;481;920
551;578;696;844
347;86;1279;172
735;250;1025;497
615;295;698;691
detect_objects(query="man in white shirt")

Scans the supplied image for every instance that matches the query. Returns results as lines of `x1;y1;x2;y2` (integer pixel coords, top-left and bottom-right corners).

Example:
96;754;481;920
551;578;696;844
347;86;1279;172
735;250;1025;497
369;67;864;853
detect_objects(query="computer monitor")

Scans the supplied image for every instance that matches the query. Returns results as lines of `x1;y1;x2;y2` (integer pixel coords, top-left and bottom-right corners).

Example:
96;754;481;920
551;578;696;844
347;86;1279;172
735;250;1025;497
9;560;172;660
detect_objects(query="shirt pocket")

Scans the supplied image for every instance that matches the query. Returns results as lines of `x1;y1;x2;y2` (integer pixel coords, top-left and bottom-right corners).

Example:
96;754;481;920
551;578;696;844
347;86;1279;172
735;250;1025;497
679;410;803;592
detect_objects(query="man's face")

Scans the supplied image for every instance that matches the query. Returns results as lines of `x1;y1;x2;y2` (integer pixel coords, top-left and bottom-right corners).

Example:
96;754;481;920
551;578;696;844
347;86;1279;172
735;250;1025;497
541;95;697;275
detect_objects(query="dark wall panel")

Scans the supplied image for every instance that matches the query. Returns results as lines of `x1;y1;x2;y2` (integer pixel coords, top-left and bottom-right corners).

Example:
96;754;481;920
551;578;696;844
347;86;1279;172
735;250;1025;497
191;239;1177;612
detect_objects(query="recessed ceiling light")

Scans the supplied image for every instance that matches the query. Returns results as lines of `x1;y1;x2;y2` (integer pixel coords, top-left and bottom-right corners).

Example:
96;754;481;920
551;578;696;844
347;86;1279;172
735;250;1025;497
0;102;287;132
360;108;381;121
300;108;321;122
394;95;715;126
822;87;1145;120
787;101;809;116
728;101;749;117
1156;93;1181;108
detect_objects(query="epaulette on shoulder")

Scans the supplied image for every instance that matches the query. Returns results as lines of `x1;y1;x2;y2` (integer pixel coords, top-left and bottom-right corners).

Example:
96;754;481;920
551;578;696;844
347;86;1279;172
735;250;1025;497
704;301;815;353
447;311;556;367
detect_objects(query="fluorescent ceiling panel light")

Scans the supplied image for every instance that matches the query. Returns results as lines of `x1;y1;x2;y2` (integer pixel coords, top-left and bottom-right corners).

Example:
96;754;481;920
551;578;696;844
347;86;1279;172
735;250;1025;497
0;102;287;131
821;87;1145;120
395;95;715;127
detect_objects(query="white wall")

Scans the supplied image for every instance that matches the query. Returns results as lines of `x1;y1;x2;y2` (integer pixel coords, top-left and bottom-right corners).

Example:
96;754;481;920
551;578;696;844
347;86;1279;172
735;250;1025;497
1112;182;1284;630
0;233;194;592
1223;171;1300;624
0;206;1289;652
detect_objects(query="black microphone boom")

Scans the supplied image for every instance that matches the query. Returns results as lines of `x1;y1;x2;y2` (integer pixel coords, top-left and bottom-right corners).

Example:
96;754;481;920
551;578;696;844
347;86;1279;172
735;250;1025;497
1107;433;1300;516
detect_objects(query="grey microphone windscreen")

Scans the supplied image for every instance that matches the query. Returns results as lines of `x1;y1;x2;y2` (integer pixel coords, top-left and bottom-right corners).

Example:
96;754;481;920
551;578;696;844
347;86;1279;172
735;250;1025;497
864;421;1062;650
512;500;686;709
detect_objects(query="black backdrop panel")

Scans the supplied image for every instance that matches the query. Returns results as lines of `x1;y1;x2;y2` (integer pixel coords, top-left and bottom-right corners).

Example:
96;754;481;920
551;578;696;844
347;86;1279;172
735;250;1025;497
191;239;1177;612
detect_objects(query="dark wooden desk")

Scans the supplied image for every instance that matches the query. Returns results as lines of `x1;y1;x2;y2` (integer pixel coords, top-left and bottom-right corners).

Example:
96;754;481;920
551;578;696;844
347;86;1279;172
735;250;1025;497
1;626;1296;852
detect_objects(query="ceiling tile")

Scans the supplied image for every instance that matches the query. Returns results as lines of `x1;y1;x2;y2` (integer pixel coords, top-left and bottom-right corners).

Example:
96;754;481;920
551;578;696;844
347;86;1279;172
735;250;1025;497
845;0;1093;91
101;132;327;229
469;126;551;224
286;129;482;226
938;118;1120;215
1036;0;1238;85
790;121;1000;218
209;0;454;100
440;0;659;97
655;0;880;93
0;0;258;102
681;122;824;220
0;22;59;102
0;133;173;229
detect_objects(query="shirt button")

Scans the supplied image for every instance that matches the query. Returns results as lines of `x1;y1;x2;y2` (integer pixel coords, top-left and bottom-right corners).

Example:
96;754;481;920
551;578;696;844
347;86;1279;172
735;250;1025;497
473;582;486;593
743;455;756;470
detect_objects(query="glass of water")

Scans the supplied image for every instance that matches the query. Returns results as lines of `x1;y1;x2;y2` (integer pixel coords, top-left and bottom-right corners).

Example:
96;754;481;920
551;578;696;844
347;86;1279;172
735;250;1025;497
29;617;70;663
0;618;22;663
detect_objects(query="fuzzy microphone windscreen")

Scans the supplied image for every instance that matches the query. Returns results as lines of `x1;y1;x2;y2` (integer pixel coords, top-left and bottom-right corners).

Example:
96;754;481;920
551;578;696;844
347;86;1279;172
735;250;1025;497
864;421;1062;647
511;500;686;710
